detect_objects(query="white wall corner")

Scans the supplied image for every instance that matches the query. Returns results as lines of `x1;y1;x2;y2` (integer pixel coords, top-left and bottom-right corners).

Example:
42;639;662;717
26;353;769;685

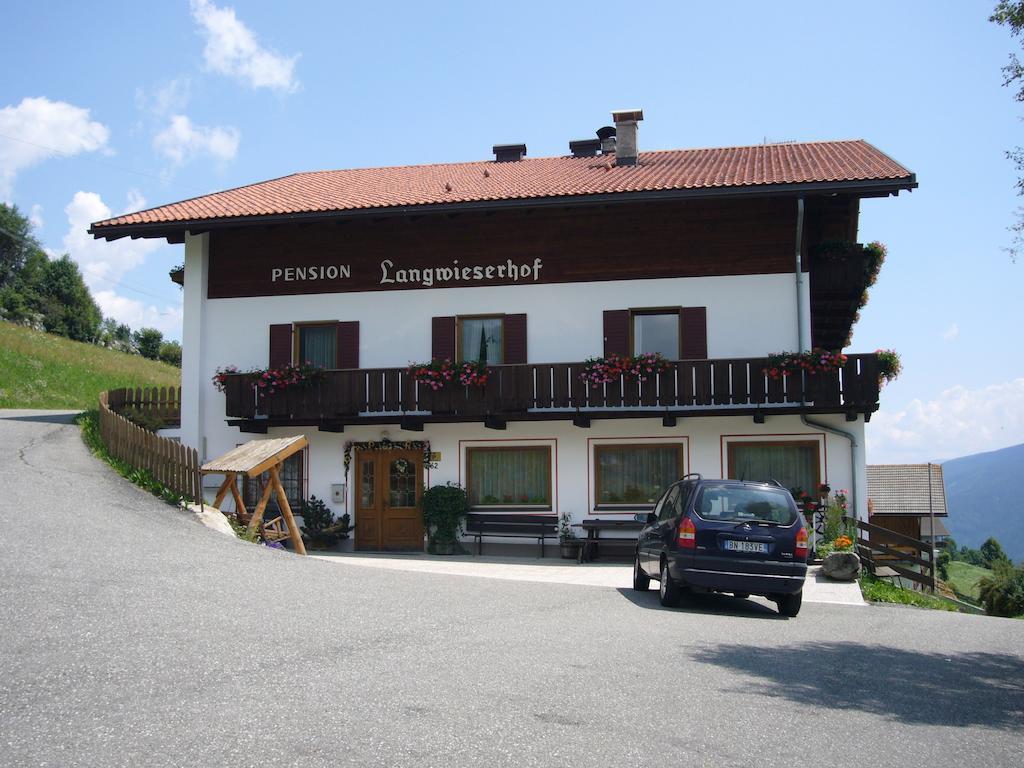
180;232;210;455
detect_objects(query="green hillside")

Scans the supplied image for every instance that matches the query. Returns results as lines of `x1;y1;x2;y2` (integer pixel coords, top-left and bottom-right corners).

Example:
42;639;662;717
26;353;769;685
0;321;180;409
946;561;992;601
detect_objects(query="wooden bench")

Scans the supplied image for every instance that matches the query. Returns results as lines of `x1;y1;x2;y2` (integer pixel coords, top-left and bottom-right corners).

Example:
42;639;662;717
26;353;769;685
463;513;558;557
576;518;644;563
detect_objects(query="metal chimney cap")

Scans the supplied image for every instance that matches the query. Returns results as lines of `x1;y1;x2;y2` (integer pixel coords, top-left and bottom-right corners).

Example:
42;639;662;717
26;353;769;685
595;125;617;140
612;108;644;123
569;139;601;158
492;144;527;162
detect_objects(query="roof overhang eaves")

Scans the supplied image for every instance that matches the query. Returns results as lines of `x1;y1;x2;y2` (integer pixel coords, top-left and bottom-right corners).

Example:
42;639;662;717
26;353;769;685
87;175;917;242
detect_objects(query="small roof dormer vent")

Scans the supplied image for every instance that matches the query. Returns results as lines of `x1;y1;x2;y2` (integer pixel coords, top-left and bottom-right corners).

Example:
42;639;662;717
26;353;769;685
492;143;527;162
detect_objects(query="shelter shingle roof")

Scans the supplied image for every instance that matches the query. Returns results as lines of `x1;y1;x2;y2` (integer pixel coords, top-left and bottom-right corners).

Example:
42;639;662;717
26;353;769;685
867;464;947;517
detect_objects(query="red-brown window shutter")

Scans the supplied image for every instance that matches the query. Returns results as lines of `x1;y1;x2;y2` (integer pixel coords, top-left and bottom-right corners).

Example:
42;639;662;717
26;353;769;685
603;310;630;357
680;307;708;360
431;316;456;360
269;324;293;368
504;313;527;365
335;321;360;369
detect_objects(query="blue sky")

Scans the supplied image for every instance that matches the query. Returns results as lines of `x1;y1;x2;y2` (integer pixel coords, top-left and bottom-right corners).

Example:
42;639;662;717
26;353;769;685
2;0;1022;463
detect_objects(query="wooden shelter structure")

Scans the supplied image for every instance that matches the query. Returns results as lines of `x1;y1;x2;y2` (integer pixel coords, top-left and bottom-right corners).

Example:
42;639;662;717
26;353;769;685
201;435;308;555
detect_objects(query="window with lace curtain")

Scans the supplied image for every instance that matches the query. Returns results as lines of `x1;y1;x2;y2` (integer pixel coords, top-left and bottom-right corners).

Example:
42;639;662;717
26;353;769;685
466;446;551;508
595;444;684;508
296;323;336;368
457;315;504;364
727;441;820;495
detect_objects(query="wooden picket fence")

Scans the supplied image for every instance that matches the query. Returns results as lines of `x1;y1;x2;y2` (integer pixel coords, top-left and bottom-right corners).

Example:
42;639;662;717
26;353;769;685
106;386;182;427
98;390;201;502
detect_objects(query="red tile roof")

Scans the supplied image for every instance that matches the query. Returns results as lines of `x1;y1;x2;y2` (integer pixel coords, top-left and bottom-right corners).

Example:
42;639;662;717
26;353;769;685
90;140;913;235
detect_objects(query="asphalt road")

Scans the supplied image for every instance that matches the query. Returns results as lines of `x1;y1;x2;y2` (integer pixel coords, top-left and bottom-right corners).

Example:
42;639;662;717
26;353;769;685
1;410;1022;768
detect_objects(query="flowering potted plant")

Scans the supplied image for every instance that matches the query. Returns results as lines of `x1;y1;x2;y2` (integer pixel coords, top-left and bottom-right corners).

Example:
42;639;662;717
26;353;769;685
408;358;456;390
763;349;848;380
875;348;901;386
579;352;671;388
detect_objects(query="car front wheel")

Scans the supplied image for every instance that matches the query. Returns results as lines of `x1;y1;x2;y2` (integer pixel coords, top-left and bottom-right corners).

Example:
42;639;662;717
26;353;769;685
659;559;681;607
776;591;802;617
633;553;650;591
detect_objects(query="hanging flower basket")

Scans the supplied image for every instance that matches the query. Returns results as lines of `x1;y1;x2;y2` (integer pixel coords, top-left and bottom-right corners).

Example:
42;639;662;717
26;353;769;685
762;349;848;380
579;353;671;388
212;363;324;395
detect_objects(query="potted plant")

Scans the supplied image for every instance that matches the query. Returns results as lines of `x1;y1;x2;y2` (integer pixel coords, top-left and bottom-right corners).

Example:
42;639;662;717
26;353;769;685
299;495;338;550
421;482;469;555
558;511;579;559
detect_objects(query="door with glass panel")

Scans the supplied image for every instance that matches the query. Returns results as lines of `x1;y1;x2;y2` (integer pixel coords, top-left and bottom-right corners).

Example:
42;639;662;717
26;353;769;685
354;449;424;551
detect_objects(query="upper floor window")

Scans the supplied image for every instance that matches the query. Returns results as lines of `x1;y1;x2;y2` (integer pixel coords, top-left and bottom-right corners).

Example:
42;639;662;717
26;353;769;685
632;310;679;358
458;315;504;364
297;323;336;368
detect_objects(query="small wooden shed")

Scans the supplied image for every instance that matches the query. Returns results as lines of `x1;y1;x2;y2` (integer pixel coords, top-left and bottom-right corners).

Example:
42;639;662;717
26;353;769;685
201;435;308;555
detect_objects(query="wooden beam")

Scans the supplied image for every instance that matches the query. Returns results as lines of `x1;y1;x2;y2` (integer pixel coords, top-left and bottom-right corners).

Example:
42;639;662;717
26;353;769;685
228;477;247;519
245;479;276;536
212;473;235;509
399;417;424;432
269;464;306;555
572;415;591;428
484;416;506;430
661;415;677;428
318;422;345;433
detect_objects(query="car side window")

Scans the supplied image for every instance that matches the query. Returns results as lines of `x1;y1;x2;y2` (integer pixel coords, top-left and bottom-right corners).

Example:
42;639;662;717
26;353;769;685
658;487;679;522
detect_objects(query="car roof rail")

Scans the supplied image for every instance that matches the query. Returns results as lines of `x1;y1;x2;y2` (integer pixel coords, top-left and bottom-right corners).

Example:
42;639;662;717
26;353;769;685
767;479;786;489
682;472;702;482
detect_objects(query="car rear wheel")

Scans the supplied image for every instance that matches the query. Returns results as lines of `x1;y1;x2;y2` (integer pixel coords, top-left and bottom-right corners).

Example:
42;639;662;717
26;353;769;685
632;553;650;591
776;591;802;617
659;559;681;607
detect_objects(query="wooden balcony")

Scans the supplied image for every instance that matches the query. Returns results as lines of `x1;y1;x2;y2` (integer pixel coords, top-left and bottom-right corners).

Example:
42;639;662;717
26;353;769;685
223;354;881;432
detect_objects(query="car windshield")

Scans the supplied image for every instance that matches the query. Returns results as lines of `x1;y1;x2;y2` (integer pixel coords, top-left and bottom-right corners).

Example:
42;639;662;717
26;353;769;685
694;485;798;525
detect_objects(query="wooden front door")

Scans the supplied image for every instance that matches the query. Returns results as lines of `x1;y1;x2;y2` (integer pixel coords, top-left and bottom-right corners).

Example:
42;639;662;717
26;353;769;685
354;449;424;551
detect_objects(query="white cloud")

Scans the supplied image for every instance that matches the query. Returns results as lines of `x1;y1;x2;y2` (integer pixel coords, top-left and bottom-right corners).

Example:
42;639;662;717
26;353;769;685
190;0;299;93
29;203;43;229
0;97;109;199
153;114;239;167
58;190;183;338
93;290;184;340
942;323;959;341
136;77;192;118
60;191;162;292
867;379;1024;464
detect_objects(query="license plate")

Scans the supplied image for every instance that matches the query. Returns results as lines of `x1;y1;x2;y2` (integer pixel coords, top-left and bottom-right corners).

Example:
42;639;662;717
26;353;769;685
724;540;768;554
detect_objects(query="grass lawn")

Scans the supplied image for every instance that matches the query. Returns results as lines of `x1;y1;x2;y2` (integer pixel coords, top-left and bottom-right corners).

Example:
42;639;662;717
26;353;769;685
0;321;180;409
859;573;958;611
945;561;993;601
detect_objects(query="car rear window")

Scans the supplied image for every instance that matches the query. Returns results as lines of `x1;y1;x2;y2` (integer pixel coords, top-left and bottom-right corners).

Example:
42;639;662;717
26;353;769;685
694;484;798;525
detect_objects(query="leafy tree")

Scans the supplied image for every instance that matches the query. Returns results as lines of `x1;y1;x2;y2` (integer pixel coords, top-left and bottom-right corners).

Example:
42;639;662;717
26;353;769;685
0;203;41;289
937;547;951;580
977;561;1024;617
133;327;164;360
991;1;1024;260
980;537;1011;569
38;255;101;342
158;340;182;367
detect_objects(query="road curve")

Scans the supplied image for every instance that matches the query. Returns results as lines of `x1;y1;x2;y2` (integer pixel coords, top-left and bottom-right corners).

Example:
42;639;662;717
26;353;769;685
0;410;1022;768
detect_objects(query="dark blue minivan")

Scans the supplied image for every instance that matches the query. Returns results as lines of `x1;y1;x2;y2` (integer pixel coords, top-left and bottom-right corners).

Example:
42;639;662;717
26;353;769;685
633;475;809;616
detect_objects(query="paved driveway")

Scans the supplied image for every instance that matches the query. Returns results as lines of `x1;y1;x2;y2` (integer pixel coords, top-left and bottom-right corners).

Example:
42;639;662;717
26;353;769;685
1;410;1022;768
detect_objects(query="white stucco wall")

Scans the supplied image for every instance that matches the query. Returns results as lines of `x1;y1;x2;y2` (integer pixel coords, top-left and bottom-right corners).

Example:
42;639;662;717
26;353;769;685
198;271;799;373
201;412;866;531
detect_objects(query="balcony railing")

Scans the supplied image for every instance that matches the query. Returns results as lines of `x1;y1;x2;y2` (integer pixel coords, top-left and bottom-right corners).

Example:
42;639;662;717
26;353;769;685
222;354;880;425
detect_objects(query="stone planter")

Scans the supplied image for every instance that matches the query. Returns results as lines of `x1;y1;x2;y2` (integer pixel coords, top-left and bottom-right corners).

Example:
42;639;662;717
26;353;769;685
821;551;861;581
560;541;580;559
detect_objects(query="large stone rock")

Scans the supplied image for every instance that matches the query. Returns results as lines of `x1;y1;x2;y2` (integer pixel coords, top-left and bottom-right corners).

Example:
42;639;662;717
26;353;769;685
185;502;237;538
821;551;861;581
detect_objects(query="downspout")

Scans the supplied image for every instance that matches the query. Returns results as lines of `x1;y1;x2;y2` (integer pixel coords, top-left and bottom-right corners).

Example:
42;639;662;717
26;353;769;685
793;196;861;522
795;197;808;353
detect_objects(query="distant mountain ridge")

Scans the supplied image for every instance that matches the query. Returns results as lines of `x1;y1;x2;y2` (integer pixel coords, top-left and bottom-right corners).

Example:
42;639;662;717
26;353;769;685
942;443;1024;563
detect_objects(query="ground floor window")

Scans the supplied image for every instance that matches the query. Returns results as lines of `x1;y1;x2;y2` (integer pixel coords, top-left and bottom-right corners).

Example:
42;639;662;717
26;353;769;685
466;446;551;508
595;443;684;508
243;449;306;513
727;441;820;496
